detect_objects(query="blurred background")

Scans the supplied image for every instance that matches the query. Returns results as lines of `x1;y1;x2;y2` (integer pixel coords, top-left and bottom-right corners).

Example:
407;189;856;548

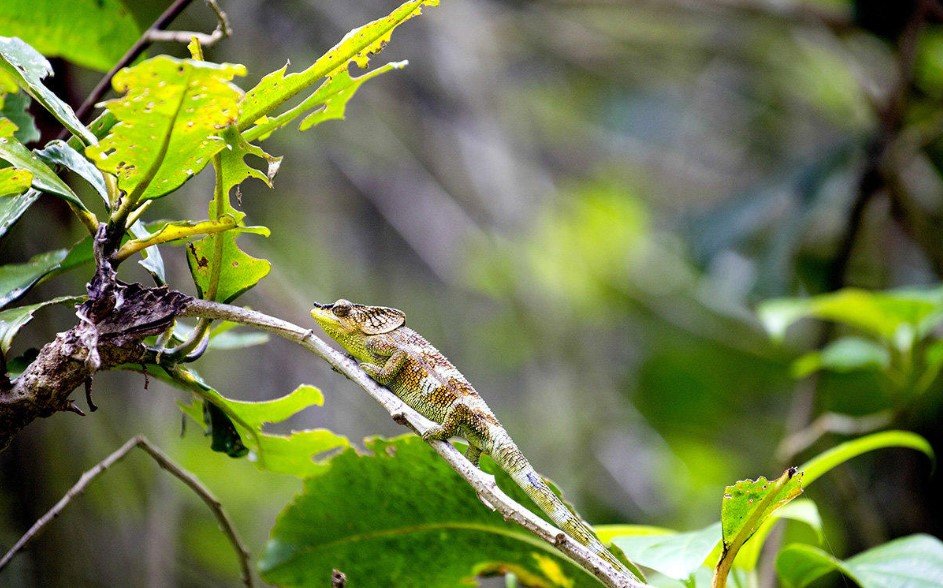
2;0;942;585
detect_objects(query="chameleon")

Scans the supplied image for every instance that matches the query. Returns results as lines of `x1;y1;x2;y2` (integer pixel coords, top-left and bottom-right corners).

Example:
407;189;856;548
310;298;636;578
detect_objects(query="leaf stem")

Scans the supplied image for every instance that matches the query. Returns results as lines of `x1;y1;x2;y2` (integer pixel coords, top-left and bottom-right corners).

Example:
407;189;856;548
114;217;236;262
0;435;254;587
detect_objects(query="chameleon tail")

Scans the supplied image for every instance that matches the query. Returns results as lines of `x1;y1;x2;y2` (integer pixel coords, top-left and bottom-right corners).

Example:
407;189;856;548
487;428;634;577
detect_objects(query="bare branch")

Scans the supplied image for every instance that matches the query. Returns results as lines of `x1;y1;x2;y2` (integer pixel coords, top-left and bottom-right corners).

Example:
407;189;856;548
0;435;253;587
146;0;233;47
181;299;644;588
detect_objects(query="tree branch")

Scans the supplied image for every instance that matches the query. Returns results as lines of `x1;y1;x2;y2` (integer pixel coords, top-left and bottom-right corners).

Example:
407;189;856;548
0;435;253;587
180;299;645;588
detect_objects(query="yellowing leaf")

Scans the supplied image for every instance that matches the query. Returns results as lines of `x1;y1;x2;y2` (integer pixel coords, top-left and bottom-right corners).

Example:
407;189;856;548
86;56;246;201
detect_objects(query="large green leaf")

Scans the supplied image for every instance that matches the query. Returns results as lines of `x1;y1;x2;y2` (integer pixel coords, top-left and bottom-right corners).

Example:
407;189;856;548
609;523;719;581
0;0;139;72
0;166;31;197
776;534;943;588
799;430;934;487
0;36;95;145
86;56;246;201
0;118;87;209
178;380;349;478
238;0;437;130
0;187;38;238
0;295;82;353
259;435;599;587
759;287;943;348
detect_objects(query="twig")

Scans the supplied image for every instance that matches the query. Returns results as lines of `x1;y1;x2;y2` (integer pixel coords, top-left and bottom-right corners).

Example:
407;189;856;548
71;0;198;126
181;299;644;588
146;0;232;47
776;411;893;462
0;435;253;587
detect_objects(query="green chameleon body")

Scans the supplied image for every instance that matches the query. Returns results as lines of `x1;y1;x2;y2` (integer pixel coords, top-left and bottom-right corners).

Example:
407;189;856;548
311;299;633;576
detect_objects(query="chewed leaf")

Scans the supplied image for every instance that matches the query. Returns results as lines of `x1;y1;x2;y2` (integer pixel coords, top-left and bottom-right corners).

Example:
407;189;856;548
175;373;349;478
186;229;271;304
0;119;87;210
721;469;803;549
0;295;83;353
86;56;246;201
239;0;436;129
1;90;40;143
0;166;31;197
0;36;95;145
259;435;598;587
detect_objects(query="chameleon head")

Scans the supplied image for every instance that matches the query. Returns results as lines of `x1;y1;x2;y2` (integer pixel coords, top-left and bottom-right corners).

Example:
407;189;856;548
311;299;406;361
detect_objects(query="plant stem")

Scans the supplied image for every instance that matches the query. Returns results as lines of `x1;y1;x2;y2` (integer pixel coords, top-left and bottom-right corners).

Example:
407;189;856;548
114;217;236;262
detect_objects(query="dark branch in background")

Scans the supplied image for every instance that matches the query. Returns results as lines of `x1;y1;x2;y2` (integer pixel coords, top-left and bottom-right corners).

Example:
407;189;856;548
0;436;253;587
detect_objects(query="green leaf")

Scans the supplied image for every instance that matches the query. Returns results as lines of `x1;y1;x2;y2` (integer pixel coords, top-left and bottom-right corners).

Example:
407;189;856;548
239;0;437;130
0;187;38;238
0;166;31;197
186;229;271;304
0;0;140;72
0;249;66;308
758;287;943;349
36;139;108;203
178;378;349;478
0;36;96;145
86;56;246;201
799;430;934;488
776;534;943;588
259;435;599;587
243;61;407;142
791;337;891;378
1;91;40;143
609;523;720;580
715;468;803;583
0;119;87;209
732;498;822;571
0;295;82;353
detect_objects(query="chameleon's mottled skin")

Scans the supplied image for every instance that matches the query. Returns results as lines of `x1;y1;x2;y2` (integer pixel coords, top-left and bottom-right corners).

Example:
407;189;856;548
311;299;631;575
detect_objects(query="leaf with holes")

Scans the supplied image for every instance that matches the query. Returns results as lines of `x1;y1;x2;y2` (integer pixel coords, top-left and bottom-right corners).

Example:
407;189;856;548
86;56;246;201
259;435;599;587
177;380;349;477
0;36;95;145
0;118;87;210
239;0;437;130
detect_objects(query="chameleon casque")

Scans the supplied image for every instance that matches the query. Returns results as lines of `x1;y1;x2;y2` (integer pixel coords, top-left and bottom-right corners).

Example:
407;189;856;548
310;298;634;577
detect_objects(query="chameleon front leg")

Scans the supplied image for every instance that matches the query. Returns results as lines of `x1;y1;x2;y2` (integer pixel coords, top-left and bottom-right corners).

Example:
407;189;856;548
360;349;408;386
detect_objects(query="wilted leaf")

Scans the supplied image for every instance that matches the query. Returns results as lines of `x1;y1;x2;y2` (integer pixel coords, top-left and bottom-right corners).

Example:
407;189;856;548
0;295;82;353
0;0;139;72
777;534;943;588
0;36;95;145
86;56;246;201
0;118;88;209
239;0;437;129
259;435;598;587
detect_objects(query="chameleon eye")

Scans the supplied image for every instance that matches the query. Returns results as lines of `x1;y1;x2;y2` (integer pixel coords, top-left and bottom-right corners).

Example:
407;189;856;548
332;300;352;317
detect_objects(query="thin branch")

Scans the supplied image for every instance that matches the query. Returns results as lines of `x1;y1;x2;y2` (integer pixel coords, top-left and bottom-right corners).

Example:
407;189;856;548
146;0;233;47
180;299;644;588
71;0;198;126
0;435;253;587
